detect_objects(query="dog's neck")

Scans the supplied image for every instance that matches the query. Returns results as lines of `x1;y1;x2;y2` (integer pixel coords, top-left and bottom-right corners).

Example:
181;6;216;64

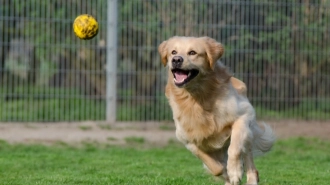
175;66;230;111
166;65;231;143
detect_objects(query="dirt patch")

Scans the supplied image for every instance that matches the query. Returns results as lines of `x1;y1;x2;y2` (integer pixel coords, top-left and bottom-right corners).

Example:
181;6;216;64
268;120;330;140
0;120;329;145
0;121;176;145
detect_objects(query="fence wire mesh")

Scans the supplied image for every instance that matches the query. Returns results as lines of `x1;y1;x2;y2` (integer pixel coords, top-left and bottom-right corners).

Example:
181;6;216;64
0;0;329;122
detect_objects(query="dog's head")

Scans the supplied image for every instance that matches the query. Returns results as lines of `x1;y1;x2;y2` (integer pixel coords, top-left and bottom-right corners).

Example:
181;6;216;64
158;36;224;87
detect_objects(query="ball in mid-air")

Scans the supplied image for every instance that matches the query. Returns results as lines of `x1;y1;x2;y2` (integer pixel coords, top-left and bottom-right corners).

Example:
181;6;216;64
73;14;99;40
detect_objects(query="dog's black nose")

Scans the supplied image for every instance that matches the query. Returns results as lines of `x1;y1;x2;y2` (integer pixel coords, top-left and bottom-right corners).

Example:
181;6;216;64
172;56;183;68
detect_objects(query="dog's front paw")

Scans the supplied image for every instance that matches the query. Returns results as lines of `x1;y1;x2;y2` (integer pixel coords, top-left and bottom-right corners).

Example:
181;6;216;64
229;177;241;185
227;158;243;185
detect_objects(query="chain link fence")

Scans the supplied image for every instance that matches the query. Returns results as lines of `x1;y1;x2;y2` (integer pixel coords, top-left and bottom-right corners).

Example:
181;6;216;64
0;0;330;122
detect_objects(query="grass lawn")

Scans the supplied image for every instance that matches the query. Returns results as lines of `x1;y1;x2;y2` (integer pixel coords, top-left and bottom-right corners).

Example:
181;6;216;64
0;138;329;185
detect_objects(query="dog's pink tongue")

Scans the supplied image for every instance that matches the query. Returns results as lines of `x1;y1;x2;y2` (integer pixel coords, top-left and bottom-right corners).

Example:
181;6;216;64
175;71;188;82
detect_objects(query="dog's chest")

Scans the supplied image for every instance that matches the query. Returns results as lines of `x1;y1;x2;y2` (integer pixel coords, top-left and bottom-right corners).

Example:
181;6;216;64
175;117;232;151
198;126;232;151
168;86;236;151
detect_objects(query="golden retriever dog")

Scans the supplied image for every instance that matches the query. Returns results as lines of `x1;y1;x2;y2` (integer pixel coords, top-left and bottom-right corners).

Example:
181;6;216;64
158;36;275;185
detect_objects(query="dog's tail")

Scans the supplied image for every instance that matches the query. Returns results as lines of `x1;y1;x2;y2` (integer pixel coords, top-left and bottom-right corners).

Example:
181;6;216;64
251;122;276;156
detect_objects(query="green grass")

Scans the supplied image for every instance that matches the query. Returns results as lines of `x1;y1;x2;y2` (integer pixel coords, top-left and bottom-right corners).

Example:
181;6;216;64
124;136;145;144
79;125;93;131
0;138;329;185
256;138;330;184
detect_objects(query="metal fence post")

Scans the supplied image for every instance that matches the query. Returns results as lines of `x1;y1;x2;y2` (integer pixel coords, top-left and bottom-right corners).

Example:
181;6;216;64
106;0;117;123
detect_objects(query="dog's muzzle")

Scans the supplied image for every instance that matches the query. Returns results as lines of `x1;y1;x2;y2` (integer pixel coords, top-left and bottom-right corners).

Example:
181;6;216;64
171;56;199;87
172;56;183;68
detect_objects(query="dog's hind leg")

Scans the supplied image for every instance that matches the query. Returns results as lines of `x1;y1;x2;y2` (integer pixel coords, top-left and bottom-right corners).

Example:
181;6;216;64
230;77;247;96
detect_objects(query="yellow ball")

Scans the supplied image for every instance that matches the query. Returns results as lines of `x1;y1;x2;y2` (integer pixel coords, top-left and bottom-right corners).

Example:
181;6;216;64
73;14;99;40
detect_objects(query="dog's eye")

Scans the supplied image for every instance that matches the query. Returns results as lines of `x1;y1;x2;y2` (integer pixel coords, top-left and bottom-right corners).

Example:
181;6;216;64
188;50;197;55
171;50;177;55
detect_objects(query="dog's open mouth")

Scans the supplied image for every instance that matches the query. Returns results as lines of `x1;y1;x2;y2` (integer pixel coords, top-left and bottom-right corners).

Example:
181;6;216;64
171;68;199;87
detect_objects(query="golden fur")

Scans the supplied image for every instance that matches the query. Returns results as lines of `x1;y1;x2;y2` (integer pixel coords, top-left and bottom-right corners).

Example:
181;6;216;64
158;36;275;185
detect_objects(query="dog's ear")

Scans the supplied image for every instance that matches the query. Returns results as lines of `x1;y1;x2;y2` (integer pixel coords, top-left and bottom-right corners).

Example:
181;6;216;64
203;37;224;70
158;40;168;66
